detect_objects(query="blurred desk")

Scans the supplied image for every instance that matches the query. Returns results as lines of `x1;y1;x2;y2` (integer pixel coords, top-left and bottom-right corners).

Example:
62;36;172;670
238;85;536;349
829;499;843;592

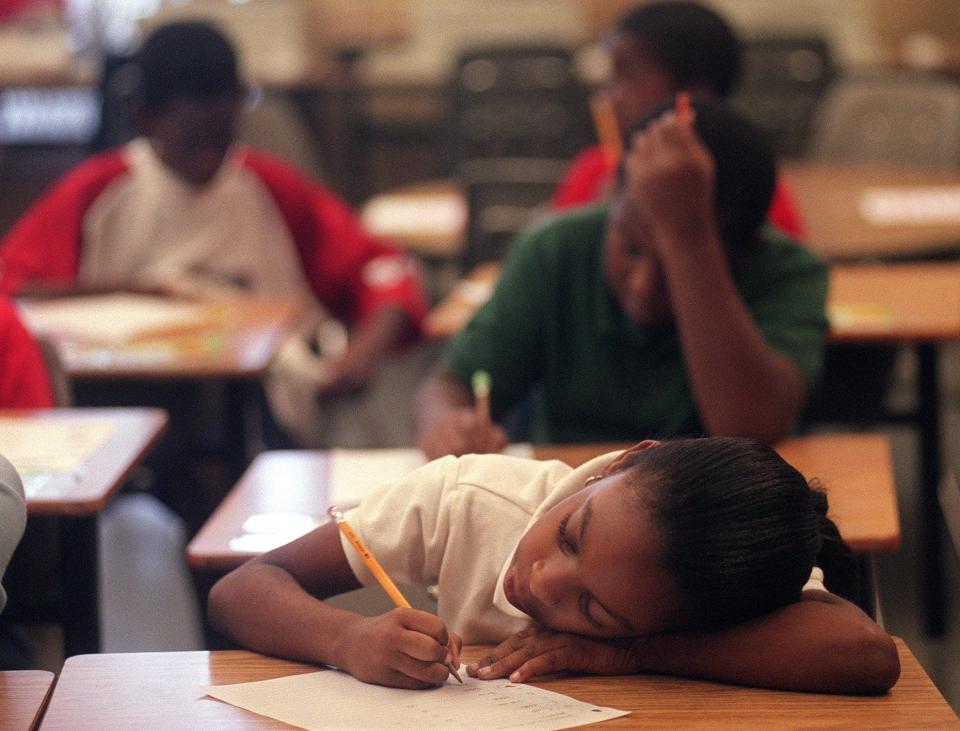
187;434;898;574
19;295;302;381
362;163;960;264
361;179;466;257
783;160;960;261
829;262;960;634
1;408;167;656
37;640;957;729
423;260;499;338
0;670;54;731
19;295;301;483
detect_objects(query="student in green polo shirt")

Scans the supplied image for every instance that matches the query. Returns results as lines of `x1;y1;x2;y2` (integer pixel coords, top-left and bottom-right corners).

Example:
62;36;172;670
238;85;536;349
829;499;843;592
415;97;828;458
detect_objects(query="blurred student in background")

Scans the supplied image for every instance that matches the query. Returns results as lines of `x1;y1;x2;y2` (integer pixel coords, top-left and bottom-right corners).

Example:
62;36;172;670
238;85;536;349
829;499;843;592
416;98;827;458
0;20;427;448
551;0;805;239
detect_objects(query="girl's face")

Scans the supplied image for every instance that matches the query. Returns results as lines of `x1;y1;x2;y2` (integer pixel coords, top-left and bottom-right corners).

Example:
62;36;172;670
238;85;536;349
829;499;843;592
503;470;682;638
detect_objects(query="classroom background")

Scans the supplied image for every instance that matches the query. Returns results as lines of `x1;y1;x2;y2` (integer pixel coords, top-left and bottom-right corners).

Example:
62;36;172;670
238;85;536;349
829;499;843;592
1;0;960;721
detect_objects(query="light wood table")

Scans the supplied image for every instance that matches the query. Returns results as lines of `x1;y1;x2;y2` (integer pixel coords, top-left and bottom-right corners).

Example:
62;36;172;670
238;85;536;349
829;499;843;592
36;641;958;729
19;295;302;493
362;162;960;264
2;408;167;656
360;179;466;257
188;434;899;574
829;261;960;634
782;160;960;261
0;671;54;731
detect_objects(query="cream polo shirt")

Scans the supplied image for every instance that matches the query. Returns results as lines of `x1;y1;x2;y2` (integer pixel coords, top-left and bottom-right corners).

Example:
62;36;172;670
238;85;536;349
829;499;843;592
341;451;620;644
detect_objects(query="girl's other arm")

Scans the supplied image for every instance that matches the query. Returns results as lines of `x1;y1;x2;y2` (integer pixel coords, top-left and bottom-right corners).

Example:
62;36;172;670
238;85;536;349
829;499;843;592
208;521;457;689
471;591;899;694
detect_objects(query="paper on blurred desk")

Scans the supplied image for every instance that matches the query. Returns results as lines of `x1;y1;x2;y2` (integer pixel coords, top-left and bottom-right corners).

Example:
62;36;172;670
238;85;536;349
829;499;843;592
18;294;207;344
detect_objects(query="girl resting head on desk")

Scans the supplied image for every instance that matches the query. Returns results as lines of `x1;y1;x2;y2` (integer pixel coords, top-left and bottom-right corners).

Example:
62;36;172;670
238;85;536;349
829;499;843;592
208;437;899;694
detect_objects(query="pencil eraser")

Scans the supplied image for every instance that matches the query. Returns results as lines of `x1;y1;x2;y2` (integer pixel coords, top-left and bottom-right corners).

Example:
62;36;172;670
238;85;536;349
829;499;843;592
472;370;491;397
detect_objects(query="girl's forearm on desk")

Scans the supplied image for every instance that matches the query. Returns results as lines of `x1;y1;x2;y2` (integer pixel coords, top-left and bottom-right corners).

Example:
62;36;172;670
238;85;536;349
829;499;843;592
209;562;362;669
628;594;899;694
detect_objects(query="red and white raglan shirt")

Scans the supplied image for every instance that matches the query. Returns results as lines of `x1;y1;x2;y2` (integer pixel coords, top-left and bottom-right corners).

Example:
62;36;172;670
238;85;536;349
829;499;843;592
0;139;427;331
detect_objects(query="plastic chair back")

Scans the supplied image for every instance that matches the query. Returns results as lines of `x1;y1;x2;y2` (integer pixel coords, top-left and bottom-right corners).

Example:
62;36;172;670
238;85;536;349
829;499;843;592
808;74;960;168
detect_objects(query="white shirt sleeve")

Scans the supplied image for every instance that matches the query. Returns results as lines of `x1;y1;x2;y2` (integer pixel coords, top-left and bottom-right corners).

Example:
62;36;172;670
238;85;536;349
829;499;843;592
0;454;27;613
340;456;459;589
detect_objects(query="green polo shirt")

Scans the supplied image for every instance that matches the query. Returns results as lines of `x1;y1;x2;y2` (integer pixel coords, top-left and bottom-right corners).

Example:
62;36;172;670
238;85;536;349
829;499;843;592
444;205;828;443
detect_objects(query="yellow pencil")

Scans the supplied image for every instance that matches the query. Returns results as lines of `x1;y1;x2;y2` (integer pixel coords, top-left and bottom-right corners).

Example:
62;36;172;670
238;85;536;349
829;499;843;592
328;506;462;683
590;94;622;168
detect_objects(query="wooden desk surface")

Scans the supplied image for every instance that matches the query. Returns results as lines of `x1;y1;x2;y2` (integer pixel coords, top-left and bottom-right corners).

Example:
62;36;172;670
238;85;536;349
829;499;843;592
37;641;958;729
783;160;960;261
20;296;301;380
829;262;960;343
363;163;960;263
187;433;899;572
360;179;466;257
1;408;167;516
426;260;960;344
0;671;54;731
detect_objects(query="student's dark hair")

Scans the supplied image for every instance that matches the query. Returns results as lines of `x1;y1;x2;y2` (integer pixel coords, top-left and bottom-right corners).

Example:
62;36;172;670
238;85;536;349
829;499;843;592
620;437;859;629
625;97;776;258
616;1;740;97
131;20;241;114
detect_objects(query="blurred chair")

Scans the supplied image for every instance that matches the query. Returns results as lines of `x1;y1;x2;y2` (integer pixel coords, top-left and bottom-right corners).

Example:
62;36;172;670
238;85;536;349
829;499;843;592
448;44;593;167
731;36;835;158
807;73;960;168
239;89;326;180
90;53;138;153
457;157;568;268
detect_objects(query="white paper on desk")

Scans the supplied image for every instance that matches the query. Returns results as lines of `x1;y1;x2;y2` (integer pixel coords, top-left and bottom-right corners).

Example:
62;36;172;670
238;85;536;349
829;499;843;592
203;666;628;730
859;186;960;225
0;418;116;477
328;444;535;510
18;293;207;344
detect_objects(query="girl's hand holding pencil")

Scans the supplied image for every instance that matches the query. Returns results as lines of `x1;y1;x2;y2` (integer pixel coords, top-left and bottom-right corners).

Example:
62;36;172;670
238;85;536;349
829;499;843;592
330;507;462;688
333;605;463;689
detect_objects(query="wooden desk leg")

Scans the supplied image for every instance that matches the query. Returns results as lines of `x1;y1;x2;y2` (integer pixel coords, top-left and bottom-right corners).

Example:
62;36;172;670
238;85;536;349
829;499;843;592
59;516;100;656
918;343;946;636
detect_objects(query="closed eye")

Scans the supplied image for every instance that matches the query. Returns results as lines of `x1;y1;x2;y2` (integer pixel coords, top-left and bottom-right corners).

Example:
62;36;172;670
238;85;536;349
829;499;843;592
557;513;577;555
578;593;605;630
